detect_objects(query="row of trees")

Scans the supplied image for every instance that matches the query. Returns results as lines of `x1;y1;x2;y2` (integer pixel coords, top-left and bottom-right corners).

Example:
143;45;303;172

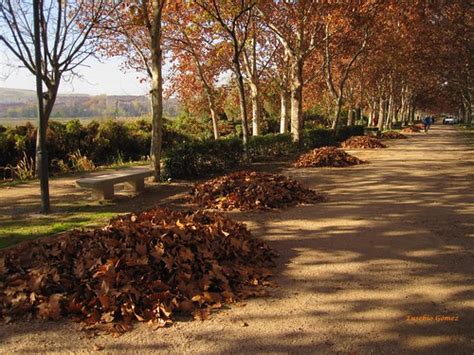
0;0;471;212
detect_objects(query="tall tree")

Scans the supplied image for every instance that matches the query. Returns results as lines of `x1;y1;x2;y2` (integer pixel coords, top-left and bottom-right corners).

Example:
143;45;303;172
95;0;166;180
0;0;109;177
33;0;49;213
166;1;223;139
257;1;324;141
195;0;255;146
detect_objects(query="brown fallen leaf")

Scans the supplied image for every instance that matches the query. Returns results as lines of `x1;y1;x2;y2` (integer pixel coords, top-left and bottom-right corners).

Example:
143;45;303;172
341;136;387;149
381;131;408;139
294;146;366;168
0;208;276;334
189;171;327;211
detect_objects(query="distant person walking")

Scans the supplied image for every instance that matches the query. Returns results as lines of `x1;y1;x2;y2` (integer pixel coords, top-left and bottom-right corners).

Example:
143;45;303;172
423;116;433;133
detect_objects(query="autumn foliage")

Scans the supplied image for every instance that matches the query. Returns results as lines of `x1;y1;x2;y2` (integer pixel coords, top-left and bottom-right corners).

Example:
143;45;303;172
294;147;366;168
0;208;276;332
189;171;327;211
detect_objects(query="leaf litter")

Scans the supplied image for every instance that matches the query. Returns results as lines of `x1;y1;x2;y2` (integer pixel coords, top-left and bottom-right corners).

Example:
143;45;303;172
341;136;387;149
189;171;327;211
294;146;366;168
0;208;276;334
381;131;408;139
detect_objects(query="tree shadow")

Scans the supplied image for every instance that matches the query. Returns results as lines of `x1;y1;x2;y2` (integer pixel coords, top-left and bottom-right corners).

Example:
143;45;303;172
0;126;473;353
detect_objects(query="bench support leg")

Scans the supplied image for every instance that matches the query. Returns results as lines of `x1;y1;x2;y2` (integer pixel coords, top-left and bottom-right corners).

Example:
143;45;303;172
92;185;114;200
125;179;145;193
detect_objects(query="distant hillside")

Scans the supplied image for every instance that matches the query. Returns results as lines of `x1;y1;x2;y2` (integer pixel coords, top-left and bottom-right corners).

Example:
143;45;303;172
0;88;38;104
0;87;180;118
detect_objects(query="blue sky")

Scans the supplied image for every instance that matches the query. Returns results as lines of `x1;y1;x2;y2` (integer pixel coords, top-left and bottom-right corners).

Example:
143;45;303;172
0;54;149;96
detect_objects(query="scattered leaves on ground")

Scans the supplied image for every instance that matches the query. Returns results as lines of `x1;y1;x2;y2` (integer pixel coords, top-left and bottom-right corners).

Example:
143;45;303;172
381;131;408;139
294;146;366;168
0;208;276;333
341;136;387;149
189;171;327;211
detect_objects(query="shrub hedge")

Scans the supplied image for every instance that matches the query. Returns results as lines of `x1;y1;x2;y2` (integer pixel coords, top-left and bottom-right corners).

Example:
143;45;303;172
0;119;365;180
335;125;365;142
247;133;297;162
162;137;243;179
0;119;189;171
300;128;337;150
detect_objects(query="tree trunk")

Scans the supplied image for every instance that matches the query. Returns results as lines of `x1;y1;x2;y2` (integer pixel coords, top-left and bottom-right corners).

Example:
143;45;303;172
249;81;260;136
233;54;249;146
462;92;472;124
149;1;164;182
203;87;219;140
377;98;385;131
191;52;219;140
33;0;50;213
369;100;376;126
209;96;219;140
331;95;343;129
356;107;362;124
347;107;355;126
289;58;303;142
409;104;415;124
387;94;393;129
34;86;58;177
280;88;289;133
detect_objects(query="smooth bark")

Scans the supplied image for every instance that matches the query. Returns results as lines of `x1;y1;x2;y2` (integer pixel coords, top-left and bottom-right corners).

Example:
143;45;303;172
33;0;50;213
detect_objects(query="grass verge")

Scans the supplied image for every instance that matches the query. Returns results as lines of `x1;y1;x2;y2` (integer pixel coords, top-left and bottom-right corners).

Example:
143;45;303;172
0;211;116;249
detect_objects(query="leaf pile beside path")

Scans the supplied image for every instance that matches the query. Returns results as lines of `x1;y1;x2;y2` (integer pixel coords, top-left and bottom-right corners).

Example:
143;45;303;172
0;208;276;333
189;171;327;211
401;126;421;133
381;131;408;139
294;146;366;168
341;136;387;149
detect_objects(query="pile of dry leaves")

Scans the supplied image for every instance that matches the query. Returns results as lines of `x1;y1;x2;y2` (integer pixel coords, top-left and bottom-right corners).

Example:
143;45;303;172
189;171;327;211
294;146;366;168
0;208;276;333
401;126;421;133
381;131;408;139
340;136;387;149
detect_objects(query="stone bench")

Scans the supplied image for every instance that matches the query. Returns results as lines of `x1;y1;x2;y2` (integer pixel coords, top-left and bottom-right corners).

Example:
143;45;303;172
76;168;154;200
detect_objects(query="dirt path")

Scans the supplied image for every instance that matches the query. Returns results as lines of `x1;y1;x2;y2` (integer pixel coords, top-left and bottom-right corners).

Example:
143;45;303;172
1;125;473;354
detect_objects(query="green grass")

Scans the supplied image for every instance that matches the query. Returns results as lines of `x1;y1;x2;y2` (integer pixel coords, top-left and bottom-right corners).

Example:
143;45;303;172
0;178;35;188
0;211;116;249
